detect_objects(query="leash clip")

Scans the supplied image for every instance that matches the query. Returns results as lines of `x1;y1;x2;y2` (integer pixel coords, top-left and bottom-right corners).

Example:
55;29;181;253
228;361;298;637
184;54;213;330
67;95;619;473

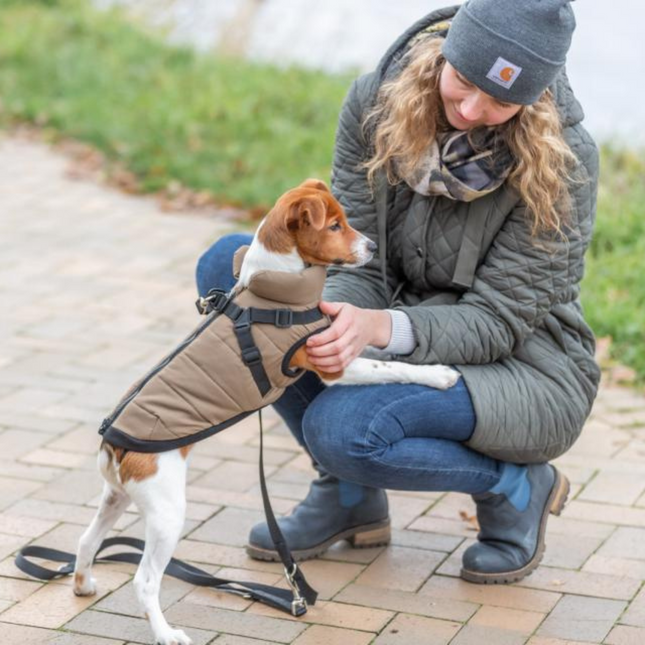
284;563;307;616
196;289;229;315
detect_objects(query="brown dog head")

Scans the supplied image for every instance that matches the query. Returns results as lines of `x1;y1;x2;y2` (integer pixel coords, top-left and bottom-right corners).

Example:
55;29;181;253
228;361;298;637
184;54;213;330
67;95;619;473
258;178;376;267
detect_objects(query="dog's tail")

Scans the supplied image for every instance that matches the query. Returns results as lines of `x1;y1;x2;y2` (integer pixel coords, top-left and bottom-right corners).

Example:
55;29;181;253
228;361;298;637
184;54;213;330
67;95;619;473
98;440;125;490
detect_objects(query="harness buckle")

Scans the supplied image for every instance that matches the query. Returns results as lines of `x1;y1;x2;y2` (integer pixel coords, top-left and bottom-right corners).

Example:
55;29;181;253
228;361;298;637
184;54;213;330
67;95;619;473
241;346;261;366
284;563;307;616
274;309;293;328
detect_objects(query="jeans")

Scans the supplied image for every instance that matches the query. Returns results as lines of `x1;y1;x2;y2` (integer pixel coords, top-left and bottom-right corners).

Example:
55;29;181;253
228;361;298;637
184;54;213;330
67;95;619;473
196;234;503;495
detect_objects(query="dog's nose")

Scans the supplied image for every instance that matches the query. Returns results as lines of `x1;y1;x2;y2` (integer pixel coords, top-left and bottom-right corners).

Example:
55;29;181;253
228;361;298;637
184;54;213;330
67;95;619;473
366;239;377;253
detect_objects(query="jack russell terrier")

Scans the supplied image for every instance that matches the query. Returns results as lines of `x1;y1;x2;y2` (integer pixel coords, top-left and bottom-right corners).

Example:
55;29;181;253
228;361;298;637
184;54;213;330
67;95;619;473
73;178;460;645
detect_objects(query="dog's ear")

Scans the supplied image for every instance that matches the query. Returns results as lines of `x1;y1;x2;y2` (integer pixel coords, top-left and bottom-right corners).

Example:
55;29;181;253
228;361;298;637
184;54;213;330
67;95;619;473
286;196;326;231
299;178;331;194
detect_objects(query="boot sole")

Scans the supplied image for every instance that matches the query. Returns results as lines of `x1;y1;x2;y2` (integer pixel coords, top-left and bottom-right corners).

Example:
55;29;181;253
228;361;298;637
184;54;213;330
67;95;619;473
460;465;570;585
245;518;391;562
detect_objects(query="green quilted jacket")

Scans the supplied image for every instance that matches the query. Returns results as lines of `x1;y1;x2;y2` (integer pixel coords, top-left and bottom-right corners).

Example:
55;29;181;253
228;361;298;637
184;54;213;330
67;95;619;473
322;5;601;464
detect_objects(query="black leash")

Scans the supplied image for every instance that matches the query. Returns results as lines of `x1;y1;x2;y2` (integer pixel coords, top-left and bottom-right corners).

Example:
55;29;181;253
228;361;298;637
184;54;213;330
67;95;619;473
14;409;317;616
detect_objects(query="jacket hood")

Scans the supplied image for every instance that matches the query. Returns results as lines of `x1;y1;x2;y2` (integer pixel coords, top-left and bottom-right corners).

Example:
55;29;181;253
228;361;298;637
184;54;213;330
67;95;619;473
374;4;584;129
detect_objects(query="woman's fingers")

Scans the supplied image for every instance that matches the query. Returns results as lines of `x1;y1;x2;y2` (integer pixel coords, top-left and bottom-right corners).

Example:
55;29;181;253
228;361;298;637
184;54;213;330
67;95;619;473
308;344;355;368
308;311;352;347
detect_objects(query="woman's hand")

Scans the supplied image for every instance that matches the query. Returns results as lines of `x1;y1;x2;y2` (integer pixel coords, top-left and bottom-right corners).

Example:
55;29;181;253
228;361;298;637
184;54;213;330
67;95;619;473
305;301;392;373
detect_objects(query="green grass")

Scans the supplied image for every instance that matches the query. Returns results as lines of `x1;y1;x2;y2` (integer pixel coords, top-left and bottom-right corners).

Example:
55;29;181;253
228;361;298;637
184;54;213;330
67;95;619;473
0;0;351;210
1;0;644;384
581;147;645;385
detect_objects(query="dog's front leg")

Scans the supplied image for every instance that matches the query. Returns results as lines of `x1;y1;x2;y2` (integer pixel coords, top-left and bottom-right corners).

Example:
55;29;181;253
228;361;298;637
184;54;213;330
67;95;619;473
332;357;461;389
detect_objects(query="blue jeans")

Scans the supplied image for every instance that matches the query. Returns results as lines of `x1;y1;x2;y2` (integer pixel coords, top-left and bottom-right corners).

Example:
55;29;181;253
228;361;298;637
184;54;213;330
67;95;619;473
196;234;502;495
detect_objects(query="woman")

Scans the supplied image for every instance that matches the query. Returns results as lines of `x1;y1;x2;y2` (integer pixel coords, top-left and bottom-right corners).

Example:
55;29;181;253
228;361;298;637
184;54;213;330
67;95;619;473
196;0;600;585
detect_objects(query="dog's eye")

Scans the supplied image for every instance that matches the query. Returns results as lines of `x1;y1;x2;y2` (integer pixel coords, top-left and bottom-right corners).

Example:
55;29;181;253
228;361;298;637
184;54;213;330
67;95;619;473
328;222;342;232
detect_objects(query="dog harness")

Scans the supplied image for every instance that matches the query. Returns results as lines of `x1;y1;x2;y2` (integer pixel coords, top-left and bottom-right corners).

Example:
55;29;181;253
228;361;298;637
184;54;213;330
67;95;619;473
98;246;330;452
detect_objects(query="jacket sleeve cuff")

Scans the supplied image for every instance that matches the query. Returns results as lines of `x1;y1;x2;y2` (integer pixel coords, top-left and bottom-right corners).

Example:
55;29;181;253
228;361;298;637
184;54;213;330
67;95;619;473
383;309;417;356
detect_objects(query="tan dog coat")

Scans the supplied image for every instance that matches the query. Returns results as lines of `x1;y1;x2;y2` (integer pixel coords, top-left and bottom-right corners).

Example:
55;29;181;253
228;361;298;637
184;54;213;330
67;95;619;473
99;247;329;452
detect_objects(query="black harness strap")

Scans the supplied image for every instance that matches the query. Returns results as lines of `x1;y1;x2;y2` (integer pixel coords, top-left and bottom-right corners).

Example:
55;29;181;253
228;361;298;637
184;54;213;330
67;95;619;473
231;307;273;397
201;290;324;399
14;410;317;617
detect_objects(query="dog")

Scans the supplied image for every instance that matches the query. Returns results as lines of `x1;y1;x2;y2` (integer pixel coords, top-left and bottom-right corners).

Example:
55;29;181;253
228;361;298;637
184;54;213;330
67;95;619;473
73;178;460;645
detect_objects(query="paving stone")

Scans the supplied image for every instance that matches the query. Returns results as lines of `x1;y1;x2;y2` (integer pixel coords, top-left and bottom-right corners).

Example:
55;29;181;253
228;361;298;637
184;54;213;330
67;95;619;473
186;485;294;514
0;477;45;512
248;598;395;632
65;609;215;644
319;540;386;564
0;532;33;561
371;613;460;644
0;623;124;645
536;595;626;642
288;557;364;600
174;539;282;574
387;493;434;529
20;448;94;470
292;624;375;645
448;625;529;645
0;458;63;483
578;472;645;506
187;506;266;547
390;527;464;553
514;565;641;600
166;601;307;642
5;498;137;530
46;425;104;455
581;554;645;580
191;459;279;493
32;468;104;505
213;637;275;645
353;546;445;592
563;500;645;527
605;625;645;645
526;638;598;645
1;567;130;628
596;526;645;561
539;532;604;569
620;585;645;627
334;583;478;622
0;429;50;460
0;576;42;602
419;575;562;613
408;515;476;538
469;605;545;635
93;574;193;617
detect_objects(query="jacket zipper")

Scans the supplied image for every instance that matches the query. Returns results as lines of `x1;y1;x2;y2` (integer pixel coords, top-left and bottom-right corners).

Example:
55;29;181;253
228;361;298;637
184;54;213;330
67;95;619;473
420;196;438;266
99;312;220;434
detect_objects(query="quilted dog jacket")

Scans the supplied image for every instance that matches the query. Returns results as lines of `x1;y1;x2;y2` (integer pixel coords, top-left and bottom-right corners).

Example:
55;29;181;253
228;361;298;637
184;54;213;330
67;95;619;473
323;5;601;463
99;247;329;452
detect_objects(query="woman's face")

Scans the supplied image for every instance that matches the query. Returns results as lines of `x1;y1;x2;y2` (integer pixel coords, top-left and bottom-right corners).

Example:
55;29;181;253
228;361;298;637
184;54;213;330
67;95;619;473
439;61;523;130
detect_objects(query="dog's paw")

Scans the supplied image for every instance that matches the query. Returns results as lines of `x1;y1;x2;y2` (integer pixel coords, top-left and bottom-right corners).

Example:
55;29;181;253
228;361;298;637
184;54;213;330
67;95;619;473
155;628;193;645
73;571;97;596
420;365;461;390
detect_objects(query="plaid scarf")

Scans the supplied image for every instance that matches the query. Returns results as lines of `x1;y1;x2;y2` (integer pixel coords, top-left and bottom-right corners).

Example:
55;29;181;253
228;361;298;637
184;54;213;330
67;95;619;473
397;127;513;202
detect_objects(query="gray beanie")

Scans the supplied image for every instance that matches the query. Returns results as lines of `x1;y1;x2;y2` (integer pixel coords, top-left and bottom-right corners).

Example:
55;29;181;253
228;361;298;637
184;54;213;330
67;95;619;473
442;0;576;105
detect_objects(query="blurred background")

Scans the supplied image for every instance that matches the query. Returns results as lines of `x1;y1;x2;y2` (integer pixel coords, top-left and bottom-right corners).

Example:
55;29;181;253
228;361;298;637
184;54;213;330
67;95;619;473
95;0;645;145
0;0;643;384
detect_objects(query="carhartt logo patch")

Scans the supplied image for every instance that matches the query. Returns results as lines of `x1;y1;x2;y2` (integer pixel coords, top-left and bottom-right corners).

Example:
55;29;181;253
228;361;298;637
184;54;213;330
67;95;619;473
486;57;522;90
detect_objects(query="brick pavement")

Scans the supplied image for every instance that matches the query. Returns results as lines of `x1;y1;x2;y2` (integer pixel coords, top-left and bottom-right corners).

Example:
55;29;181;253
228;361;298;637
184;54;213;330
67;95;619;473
1;132;644;644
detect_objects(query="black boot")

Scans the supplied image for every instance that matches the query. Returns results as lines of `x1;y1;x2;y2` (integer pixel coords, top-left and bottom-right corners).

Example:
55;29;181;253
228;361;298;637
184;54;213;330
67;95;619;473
246;472;390;561
460;463;570;584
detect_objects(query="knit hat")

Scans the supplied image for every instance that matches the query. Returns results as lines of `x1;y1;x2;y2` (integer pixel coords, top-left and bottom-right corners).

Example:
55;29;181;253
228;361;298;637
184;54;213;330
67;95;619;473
442;0;576;105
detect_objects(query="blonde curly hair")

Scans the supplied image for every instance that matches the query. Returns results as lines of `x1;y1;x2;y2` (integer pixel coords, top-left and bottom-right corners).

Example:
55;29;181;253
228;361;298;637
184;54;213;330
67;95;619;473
361;35;578;237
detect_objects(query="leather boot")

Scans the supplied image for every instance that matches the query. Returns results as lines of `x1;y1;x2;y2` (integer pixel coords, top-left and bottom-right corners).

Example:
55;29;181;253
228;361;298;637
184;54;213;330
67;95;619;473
460;463;570;584
246;472;390;561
